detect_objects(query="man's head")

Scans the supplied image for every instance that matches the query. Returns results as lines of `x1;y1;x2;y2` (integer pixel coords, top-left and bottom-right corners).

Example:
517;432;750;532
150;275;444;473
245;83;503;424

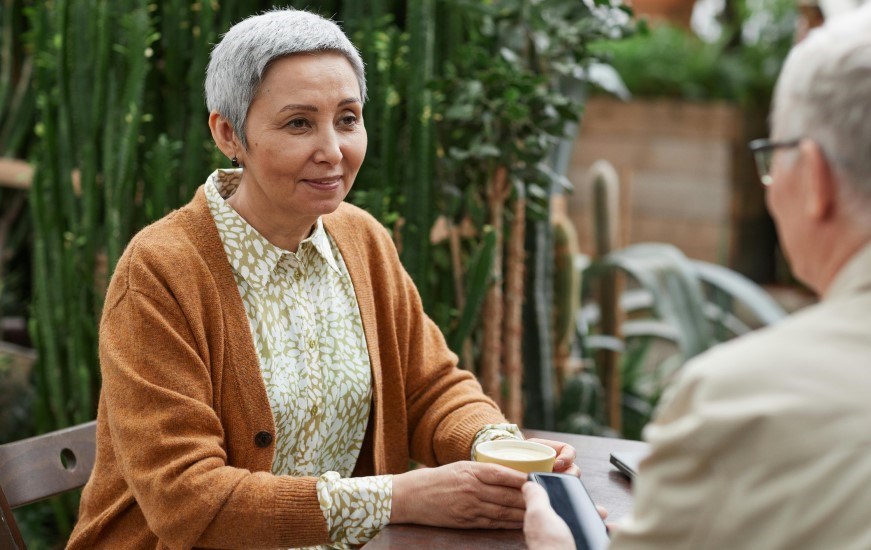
766;3;871;293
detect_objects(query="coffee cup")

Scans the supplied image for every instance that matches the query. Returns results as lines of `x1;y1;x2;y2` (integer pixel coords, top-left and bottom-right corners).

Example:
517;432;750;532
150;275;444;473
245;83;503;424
474;440;557;474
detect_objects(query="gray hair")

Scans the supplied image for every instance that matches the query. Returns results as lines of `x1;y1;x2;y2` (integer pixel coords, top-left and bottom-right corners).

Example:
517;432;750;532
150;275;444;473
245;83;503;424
772;3;871;222
205;8;366;148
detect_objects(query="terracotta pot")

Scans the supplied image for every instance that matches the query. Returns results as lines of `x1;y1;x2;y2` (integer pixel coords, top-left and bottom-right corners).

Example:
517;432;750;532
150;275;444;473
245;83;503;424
629;0;696;29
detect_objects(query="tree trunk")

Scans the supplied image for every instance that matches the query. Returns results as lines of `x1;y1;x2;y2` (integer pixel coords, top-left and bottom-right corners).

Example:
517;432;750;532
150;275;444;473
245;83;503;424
481;165;509;404
502;183;526;424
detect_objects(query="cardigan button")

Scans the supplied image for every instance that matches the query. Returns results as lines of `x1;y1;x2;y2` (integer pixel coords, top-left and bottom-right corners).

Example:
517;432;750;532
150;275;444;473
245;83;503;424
254;431;273;448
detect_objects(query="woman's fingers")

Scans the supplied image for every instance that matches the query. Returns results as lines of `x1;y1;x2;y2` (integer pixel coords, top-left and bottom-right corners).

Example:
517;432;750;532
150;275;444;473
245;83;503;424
527;438;578;473
561;462;582;477
474;481;527;510
468;500;526;525
472;462;528;489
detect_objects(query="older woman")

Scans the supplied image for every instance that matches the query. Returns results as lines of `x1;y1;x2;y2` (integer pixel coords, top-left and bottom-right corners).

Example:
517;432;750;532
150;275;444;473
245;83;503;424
68;9;578;549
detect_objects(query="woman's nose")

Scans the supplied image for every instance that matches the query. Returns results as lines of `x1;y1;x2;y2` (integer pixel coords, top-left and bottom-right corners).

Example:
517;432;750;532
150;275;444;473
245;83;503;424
313;128;342;165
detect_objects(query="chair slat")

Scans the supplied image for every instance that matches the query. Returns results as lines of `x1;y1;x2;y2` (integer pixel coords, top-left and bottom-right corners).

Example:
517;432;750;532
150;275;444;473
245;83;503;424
0;421;97;509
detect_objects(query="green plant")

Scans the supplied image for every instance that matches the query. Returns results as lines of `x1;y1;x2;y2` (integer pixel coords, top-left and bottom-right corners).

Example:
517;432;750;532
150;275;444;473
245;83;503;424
0;0;36;336
593;25;736;101
430;0;633;424
590;0;796;107
560;242;787;439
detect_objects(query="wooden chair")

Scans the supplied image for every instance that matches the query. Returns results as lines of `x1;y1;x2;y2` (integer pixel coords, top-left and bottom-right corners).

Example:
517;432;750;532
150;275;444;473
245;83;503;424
0;421;97;549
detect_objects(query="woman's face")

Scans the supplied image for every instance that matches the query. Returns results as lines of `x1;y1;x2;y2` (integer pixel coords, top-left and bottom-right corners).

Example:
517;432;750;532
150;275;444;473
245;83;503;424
237;52;366;226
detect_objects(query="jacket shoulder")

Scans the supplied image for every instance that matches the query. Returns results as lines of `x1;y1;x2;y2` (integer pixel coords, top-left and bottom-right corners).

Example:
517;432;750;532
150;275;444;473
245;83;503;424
330;202;391;236
106;209;209;311
326;202;397;257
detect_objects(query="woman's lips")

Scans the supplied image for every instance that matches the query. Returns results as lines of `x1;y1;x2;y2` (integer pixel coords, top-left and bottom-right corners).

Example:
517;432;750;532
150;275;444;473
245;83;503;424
302;175;342;188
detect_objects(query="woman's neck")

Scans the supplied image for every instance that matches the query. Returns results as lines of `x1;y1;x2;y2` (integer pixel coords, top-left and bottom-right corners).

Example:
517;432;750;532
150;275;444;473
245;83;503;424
226;184;315;253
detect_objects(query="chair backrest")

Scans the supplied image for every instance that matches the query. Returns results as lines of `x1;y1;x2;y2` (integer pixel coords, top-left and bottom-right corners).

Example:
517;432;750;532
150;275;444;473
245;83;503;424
0;421;97;549
0;486;23;549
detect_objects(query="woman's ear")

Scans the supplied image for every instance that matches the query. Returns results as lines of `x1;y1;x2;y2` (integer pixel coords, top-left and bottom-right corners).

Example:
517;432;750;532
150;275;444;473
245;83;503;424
804;140;836;222
208;111;239;161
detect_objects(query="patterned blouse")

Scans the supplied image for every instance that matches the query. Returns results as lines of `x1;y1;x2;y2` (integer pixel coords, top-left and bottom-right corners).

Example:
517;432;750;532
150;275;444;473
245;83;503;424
205;169;521;547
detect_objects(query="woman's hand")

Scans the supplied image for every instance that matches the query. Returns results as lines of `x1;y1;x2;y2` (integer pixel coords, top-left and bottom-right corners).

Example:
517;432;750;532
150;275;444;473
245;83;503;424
526;438;581;476
391;461;527;529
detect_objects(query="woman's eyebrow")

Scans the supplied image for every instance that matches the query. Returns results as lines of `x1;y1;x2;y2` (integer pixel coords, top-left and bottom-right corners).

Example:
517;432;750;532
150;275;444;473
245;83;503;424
279;103;317;113
279;98;360;114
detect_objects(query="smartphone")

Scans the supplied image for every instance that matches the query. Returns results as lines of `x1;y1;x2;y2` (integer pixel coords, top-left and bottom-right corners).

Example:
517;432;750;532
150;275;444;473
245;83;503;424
528;472;609;550
610;450;649;480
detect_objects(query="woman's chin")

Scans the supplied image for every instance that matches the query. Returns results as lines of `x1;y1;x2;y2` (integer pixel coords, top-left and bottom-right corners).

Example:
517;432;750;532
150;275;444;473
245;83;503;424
292;196;346;219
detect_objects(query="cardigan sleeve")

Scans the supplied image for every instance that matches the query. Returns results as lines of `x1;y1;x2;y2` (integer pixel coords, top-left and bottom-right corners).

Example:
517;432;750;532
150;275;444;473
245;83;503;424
99;275;330;548
373;229;509;466
403;301;511;466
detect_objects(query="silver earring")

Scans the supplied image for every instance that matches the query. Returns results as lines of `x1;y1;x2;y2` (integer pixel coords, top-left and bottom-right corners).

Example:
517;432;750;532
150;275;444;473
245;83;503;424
231;156;240;168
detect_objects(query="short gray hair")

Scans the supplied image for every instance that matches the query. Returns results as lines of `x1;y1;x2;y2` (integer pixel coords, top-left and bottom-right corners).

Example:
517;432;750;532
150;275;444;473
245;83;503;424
205;8;366;148
772;3;871;215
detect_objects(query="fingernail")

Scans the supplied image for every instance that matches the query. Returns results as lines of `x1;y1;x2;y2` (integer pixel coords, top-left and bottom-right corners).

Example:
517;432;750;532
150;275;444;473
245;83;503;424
554;459;564;469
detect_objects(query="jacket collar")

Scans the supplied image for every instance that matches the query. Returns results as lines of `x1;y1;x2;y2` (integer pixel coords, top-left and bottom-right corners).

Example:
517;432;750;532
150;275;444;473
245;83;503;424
826;242;871;301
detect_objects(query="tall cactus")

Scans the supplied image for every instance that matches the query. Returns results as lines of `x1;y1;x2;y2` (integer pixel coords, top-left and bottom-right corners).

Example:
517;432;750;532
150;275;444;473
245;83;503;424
400;0;435;305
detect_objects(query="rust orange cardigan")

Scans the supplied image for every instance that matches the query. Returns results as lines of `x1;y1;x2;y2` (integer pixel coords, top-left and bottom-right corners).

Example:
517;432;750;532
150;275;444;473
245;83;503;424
68;187;507;549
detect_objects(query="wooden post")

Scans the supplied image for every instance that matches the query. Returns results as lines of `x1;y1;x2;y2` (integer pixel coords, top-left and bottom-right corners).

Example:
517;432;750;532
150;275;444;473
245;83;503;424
481;165;509;405
503;182;526;424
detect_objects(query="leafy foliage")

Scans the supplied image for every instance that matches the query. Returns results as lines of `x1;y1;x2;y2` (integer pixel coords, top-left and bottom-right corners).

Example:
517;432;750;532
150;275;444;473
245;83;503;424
559;243;787;439
590;0;796;106
427;0;633;396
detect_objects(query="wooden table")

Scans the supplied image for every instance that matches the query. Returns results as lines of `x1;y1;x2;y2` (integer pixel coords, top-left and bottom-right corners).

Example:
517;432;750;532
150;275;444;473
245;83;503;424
363;430;649;549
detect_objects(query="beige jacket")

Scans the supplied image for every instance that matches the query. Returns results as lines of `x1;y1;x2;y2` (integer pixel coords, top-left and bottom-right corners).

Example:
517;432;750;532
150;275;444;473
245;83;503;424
68;187;507;549
612;244;871;550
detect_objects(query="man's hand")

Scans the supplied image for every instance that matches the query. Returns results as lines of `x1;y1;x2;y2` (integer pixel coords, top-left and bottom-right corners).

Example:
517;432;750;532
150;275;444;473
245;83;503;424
391;461;527;529
522;481;576;550
526;438;581;476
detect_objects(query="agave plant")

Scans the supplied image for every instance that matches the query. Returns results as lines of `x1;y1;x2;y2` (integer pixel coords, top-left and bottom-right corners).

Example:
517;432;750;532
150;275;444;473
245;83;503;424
557;160;788;439
555;243;789;440
575;242;788;438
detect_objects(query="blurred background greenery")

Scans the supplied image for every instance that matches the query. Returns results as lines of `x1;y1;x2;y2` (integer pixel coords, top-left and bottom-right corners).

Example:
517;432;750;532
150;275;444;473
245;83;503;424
0;0;802;544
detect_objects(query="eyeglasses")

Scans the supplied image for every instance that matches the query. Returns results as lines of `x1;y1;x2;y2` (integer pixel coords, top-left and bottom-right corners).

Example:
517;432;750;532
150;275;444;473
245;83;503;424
748;138;801;186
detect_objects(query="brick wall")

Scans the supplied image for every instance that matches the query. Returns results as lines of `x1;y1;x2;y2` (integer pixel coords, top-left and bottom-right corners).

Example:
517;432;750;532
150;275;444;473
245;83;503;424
564;97;763;268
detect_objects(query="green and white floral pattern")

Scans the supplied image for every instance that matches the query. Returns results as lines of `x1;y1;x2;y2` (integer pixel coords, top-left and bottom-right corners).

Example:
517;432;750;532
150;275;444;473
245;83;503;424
470;424;525;461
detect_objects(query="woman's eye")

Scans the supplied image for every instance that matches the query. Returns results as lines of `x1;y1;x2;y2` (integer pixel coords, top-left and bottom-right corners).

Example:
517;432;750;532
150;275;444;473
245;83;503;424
287;118;310;129
339;114;358;127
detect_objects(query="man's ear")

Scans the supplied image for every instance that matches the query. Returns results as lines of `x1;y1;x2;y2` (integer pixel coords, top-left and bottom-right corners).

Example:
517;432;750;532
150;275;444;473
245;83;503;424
208;111;240;160
804;140;837;222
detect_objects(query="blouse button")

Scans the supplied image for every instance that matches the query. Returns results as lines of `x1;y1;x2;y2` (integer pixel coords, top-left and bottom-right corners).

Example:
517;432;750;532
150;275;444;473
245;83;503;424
293;269;303;282
311;404;319;416
254;431;273;448
308;338;317;350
